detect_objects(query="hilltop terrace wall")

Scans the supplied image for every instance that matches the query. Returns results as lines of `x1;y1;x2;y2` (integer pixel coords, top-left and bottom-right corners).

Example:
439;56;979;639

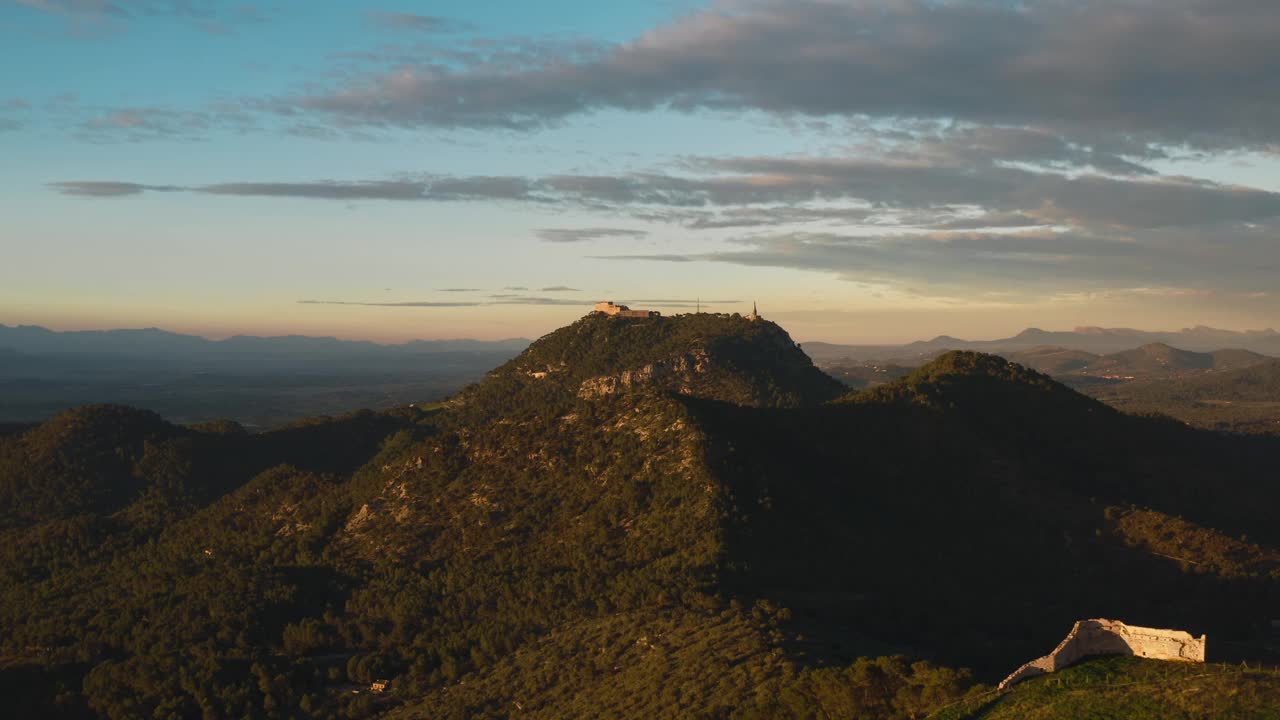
999;619;1206;690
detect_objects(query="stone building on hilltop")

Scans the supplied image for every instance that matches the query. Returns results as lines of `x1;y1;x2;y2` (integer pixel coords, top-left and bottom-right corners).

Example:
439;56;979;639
594;301;659;318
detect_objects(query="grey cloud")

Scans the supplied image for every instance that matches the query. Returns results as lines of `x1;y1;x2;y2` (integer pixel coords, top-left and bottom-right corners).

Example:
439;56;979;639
298;296;600;308
49;181;184;196
18;0;267;34
47;160;1280;232
486;296;587;306
598;223;1280;298
590;254;697;263
536;227;649;243
298;300;480;307
631;298;740;305
539;286;580;292
202;181;427;200
888;126;1158;176
426;176;539;201
78;105;258;141
438;288;482;292
683;206;880;230
502;286;528;291
278;0;1280;149
928;212;1046;231
0;119;21;132
367;12;453;33
692;156;1280;230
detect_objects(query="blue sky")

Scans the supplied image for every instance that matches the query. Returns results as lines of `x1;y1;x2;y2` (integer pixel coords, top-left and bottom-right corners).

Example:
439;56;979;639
3;0;1280;342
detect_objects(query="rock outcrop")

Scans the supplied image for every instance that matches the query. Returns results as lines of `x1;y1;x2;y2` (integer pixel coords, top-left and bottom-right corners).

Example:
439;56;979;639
999;619;1206;689
577;350;711;398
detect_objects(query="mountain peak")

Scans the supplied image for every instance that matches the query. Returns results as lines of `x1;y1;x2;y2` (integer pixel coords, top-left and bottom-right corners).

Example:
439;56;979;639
459;312;844;414
845;350;1111;421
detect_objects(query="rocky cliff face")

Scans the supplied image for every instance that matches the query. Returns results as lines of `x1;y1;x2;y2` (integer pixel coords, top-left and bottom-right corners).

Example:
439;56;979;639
577;349;712;399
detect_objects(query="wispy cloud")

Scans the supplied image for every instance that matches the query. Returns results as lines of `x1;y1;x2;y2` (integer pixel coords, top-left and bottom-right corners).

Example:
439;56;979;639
366;12;455;33
298;295;600;308
539;286;580;292
596;222;1280;299
74;105;259;142
54;164;1280;232
49;181;184;196
487;296;585;306
17;0;268;35
298;299;480;308
536;227;649;243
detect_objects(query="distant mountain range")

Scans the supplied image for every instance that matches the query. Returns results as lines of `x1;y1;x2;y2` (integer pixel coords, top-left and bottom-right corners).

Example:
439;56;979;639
1007;343;1273;379
803;326;1280;362
0;325;532;426
0;324;529;365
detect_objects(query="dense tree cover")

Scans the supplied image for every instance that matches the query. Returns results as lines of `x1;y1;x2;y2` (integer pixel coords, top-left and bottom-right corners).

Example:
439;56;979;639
390;607;979;720
455;312;844;421
1;324;1278;718
689;353;1280;673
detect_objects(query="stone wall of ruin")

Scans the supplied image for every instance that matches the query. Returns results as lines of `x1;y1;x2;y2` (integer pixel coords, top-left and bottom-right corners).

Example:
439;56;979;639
999;619;1206;689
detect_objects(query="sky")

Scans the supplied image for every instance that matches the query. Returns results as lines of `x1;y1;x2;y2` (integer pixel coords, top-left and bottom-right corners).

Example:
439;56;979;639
2;0;1279;343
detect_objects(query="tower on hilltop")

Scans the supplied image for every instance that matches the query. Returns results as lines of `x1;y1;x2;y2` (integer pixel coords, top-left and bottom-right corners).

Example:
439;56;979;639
747;301;760;321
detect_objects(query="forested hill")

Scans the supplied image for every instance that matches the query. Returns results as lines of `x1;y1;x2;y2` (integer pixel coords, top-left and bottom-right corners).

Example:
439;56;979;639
2;322;1279;719
454;311;845;418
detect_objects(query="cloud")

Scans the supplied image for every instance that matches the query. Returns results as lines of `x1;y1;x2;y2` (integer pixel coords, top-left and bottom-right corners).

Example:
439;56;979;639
49;181;184;196
77;105;258;141
876;125;1158;176
17;0;268;35
203;181;427;200
366;12;454;33
596;222;1280;299
536;227;649;243
274;0;1280;150
539;286;580;292
71;161;1280;231
438;288;482;292
298;295;601;308
487;296;586;306
298;299;480;308
630;298;740;305
592;253;697;263
0;119;21;132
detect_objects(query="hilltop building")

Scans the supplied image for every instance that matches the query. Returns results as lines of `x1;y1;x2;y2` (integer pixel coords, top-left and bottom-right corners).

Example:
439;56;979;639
747;302;761;321
594;301;659;319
